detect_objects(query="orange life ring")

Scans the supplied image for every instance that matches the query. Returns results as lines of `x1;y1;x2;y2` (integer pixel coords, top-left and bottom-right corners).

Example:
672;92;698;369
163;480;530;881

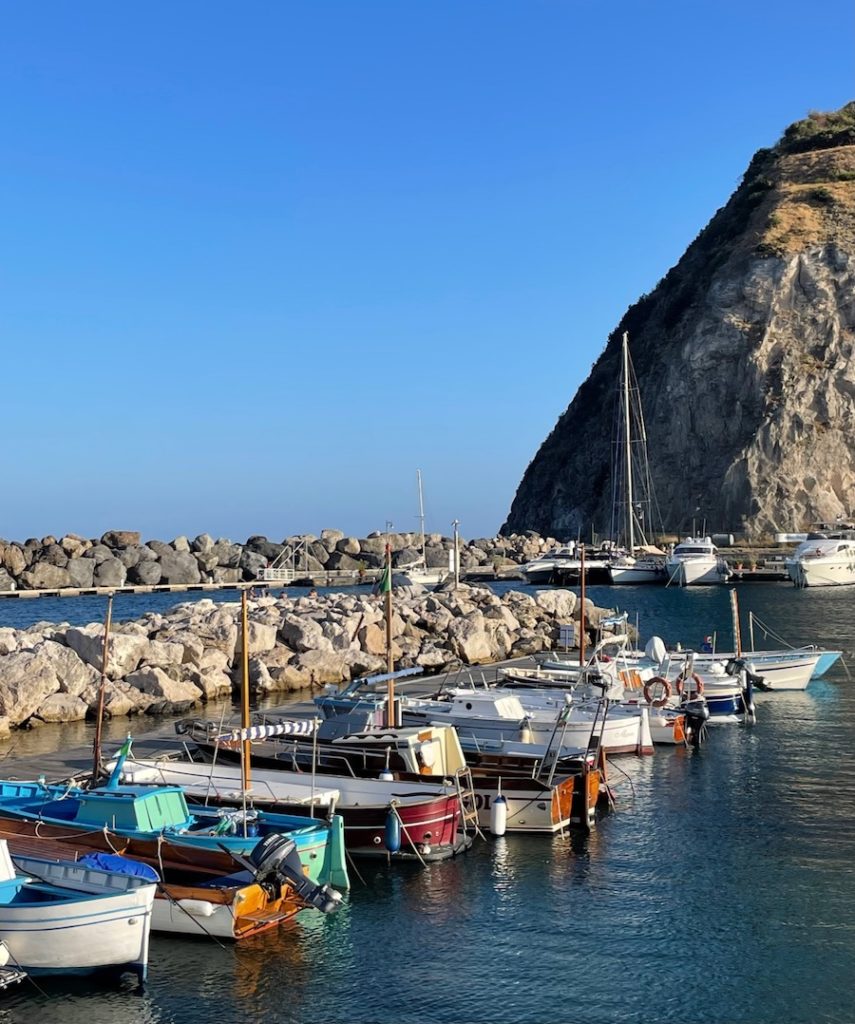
681;672;704;696
643;677;672;708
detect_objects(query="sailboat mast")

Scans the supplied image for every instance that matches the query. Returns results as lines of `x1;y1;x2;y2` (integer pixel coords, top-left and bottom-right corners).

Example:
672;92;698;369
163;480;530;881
622;332;635;553
240;588;252;793
417;468;427;563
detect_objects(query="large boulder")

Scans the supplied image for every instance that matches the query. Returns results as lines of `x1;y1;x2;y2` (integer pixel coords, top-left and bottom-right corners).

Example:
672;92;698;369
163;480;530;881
65;626;149;678
0;648;62;724
66;558;95;588
101;531;142;548
279;615;333;653
35;693;89;723
94;558;127;587
129;560;162;586
238;549;267;580
533;589;578;621
0;569;15;592
446;611;495;664
158;549;202;585
124;666;203;705
2;546;26;578
19;563;71;590
211;540;241;568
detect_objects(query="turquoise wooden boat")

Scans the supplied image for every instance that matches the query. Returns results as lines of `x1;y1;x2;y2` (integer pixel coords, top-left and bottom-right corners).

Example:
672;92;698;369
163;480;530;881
0;745;348;892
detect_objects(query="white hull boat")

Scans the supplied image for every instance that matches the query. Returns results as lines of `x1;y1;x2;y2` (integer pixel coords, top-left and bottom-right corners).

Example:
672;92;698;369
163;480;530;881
607;558;665;584
786;535;855;588
665;537;732;586
0;844;155;980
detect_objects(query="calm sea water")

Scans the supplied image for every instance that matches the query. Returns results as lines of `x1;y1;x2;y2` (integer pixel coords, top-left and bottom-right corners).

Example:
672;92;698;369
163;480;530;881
0;582;853;1024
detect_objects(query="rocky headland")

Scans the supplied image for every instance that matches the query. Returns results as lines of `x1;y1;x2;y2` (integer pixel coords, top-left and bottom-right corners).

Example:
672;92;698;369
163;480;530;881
504;102;855;539
0;583;611;733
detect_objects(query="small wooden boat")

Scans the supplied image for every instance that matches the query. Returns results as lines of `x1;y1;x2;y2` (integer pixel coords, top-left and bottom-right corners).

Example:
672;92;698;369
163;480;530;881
0;839;155;982
0;824;342;941
0;745;349;894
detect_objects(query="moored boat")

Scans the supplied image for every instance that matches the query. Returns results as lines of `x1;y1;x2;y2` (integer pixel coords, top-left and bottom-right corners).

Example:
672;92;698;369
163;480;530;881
0;839;155;982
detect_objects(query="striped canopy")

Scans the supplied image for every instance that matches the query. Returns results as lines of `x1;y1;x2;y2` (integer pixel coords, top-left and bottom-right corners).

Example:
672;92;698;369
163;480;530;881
217;719;319;743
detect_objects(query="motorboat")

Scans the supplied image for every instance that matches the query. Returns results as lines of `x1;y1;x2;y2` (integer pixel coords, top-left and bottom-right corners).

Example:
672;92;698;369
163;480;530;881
785;528;855;588
520;546;613;584
0;824;342;940
665;536;732;586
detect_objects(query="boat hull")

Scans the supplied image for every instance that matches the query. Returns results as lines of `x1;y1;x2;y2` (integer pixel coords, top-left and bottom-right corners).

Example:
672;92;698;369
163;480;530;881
0;867;153;979
787;556;855;587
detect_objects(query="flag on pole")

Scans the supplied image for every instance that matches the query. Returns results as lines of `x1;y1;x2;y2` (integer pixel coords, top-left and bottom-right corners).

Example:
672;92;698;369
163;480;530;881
375;543;393;594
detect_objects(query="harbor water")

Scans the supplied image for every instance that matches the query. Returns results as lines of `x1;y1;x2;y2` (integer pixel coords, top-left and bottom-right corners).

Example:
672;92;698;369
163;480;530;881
0;582;853;1023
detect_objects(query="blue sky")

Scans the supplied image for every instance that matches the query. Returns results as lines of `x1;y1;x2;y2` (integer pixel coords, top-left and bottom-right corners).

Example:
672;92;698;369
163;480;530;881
1;2;852;543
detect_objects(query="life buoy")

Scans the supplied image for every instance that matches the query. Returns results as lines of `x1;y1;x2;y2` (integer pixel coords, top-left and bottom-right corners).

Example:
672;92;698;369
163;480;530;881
683;673;704;696
643;677;672;707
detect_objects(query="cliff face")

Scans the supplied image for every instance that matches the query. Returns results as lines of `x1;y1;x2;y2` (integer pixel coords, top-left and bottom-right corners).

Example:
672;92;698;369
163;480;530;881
503;103;855;540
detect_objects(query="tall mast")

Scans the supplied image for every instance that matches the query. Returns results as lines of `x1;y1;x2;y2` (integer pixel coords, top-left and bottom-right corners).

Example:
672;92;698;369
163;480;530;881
622;332;635;553
417;468;427;564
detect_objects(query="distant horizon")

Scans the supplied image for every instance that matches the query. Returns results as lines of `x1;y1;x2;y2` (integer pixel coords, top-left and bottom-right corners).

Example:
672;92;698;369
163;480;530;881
1;3;852;543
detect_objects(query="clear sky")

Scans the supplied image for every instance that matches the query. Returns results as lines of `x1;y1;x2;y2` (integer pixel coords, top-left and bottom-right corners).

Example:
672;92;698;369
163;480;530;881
1;1;852;544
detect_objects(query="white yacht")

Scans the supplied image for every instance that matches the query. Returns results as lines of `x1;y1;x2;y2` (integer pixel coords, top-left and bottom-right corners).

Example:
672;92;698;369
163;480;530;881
785;529;855;588
664;536;732;586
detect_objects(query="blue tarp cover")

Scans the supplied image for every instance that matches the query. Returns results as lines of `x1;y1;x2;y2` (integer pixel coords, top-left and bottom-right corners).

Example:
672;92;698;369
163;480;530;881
79;852;160;882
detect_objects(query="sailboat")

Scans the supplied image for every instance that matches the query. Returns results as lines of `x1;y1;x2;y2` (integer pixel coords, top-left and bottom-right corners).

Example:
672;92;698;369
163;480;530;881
398;470;448;587
606;334;667;584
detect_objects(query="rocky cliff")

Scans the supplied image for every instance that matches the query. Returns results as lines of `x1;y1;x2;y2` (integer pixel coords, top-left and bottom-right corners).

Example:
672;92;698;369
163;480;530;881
503;103;855;540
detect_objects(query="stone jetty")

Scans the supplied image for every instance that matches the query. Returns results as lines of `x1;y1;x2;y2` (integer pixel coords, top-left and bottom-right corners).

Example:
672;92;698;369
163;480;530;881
0;583;615;732
0;529;569;591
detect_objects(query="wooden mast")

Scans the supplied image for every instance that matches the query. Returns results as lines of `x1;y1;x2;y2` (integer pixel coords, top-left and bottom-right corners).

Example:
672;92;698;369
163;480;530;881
384;541;396;727
91;593;114;781
240;588;252;792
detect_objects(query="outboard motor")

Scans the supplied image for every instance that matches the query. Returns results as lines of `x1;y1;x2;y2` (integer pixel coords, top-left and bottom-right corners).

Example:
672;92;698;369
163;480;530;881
682;697;709;748
726;658;764;723
250;833;343;914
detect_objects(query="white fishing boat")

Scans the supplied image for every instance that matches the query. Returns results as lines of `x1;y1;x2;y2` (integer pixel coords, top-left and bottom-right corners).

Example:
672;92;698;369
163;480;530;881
664;536;732;586
0;841;155;981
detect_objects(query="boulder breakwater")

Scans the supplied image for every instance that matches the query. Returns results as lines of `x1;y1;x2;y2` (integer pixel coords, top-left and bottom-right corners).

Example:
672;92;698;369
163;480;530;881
0;583;612;732
0;529;568;591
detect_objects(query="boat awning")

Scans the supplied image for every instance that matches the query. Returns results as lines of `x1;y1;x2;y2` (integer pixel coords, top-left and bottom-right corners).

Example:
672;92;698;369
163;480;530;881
217;720;319;743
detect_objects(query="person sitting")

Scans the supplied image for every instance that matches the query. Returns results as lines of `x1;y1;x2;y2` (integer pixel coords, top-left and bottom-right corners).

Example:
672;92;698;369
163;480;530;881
700;635;713;653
